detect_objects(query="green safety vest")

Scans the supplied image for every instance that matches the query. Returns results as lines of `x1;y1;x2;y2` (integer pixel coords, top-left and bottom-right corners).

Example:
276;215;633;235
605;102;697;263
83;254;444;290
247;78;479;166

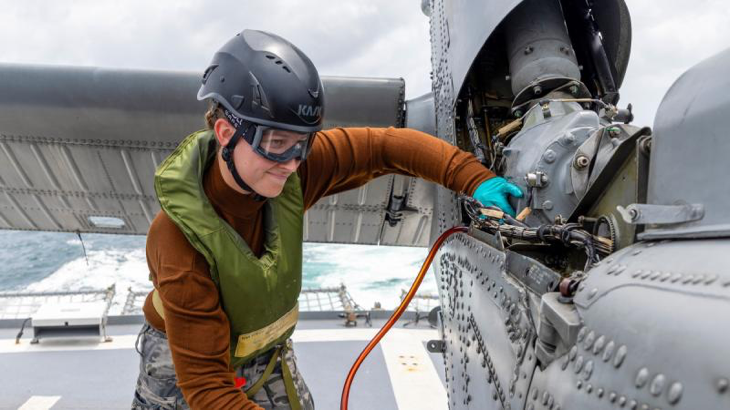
154;130;303;368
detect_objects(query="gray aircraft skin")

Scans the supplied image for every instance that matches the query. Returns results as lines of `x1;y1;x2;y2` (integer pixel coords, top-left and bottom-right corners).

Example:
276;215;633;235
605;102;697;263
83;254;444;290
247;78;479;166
1;0;729;409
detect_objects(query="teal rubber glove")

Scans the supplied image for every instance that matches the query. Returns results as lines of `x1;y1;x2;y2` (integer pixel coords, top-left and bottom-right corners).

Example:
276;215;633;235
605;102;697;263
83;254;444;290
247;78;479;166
473;177;524;217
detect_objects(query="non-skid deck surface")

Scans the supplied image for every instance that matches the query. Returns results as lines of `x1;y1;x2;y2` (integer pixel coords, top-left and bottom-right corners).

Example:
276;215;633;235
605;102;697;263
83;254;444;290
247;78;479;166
0;321;446;409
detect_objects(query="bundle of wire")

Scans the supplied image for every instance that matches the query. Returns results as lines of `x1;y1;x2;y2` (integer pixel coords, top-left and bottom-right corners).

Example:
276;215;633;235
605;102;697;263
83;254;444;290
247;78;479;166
461;196;613;267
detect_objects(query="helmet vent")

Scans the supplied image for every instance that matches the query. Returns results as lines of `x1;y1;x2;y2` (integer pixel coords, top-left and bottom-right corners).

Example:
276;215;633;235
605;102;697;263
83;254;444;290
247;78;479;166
201;64;218;85
282;66;291;73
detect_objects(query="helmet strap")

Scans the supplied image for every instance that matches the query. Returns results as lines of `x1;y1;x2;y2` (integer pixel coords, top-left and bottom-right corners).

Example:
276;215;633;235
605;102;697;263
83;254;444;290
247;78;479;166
221;123;265;202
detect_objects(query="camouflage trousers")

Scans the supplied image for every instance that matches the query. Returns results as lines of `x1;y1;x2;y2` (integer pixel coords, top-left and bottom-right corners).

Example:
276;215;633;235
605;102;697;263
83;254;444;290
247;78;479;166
131;323;314;409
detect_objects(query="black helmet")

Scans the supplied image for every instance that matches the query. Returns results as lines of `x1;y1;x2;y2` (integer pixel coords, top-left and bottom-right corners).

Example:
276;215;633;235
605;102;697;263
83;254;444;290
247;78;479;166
197;29;325;133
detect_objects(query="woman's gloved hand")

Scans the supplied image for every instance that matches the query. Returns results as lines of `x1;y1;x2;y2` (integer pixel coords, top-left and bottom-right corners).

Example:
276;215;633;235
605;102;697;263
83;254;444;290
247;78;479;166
473;177;524;217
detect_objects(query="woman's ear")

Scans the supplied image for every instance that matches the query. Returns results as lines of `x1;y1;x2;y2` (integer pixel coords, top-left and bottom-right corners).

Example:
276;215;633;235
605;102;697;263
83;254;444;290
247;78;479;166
213;118;236;147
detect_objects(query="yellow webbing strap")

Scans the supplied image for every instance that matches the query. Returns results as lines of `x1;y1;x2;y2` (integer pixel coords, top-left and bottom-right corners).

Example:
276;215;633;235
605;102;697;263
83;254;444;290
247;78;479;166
244;347;281;398
234;303;299;358
280;344;302;410
152;289;165;320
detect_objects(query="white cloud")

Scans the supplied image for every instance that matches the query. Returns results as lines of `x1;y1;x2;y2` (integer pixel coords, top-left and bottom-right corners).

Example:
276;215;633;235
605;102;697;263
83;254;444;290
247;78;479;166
621;0;730;125
1;0;728;123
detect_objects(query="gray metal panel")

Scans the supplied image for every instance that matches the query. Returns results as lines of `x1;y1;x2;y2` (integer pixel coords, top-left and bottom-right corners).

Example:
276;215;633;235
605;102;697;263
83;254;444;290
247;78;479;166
528;239;730;410
0;63;417;242
0;63;405;140
379;175;435;247
304;176;392;245
434;232;538;410
440;0;524;101
643;48;730;239
405;92;436;136
434;0;631;108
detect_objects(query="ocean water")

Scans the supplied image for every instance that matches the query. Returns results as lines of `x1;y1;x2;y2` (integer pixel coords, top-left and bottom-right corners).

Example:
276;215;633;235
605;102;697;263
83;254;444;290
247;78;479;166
0;230;434;313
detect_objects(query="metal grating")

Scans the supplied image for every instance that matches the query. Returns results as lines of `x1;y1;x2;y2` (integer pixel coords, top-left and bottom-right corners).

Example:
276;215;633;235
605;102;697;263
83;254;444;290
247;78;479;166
0;285;116;320
401;290;440;313
122;288;151;316
298;285;361;312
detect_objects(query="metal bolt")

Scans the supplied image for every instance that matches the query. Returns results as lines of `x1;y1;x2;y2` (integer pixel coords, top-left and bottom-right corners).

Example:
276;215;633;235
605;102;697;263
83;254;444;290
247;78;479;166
628;208;639;220
569;84;579;95
533;85;543;96
514;110;523;118
524;46;534;55
718;378;729;394
542;200;554;211
608;126;621;138
574;155;590;169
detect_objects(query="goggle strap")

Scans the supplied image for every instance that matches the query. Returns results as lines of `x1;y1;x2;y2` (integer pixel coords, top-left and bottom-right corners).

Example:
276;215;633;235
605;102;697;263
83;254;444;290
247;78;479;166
222;123;265;202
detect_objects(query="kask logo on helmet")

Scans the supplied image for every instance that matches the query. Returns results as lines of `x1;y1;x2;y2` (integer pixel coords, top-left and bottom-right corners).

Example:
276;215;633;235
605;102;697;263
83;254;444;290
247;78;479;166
296;104;322;119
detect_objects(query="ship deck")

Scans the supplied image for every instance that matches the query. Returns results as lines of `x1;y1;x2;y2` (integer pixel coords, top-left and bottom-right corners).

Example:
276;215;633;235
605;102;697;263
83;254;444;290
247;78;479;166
0;313;447;409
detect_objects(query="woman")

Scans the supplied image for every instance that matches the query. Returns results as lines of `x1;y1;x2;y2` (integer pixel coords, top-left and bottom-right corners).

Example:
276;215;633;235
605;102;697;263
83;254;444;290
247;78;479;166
132;29;521;410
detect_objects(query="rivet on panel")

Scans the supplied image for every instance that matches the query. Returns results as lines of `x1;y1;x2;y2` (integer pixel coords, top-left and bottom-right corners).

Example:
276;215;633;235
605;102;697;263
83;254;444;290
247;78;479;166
692;275;705;284
584;331;596;350
614;345;628;368
577;327;587;342
576;381;583;390
574;356;585;373
542;391;549;405
635;368;650;388
649;374;666;397
640;271;652;279
561;356;570;371
705;275;718;285
650;271;661;280
629;400;638;410
586;384;593;394
682;275;694;284
609;392;617;403
632;270;642;278
618;396;627;407
593;335;606;355
660;273;672;282
670;274;682;283
667;382;683;404
588;288;598;300
597;388;604;398
570;346;578;361
603;341;615;362
532;387;539;400
718;378;729;393
583;360;594;380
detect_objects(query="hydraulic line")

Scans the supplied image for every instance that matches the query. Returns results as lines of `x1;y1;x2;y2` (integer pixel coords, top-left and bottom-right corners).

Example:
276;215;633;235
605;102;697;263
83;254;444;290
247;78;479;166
340;225;468;410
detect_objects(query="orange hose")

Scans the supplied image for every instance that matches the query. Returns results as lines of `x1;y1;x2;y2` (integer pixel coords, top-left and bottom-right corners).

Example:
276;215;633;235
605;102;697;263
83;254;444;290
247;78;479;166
340;225;468;410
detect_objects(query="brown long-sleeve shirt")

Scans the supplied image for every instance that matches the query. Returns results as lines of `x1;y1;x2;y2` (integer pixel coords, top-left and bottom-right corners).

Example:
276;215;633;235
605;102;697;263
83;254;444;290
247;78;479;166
143;127;495;409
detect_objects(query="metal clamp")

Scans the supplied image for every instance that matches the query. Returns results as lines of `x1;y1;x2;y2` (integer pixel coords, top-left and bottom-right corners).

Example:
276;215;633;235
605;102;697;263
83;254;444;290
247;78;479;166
617;203;705;225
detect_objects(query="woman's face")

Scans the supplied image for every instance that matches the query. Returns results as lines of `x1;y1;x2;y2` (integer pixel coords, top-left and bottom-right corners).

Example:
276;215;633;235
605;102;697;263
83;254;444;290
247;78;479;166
214;118;302;198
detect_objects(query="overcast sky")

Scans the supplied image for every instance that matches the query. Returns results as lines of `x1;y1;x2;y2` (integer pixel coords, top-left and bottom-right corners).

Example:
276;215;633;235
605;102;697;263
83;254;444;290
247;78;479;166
1;0;728;127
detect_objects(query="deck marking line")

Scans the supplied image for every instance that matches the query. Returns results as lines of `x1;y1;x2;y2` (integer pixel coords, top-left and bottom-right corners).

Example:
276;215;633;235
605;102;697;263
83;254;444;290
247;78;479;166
379;330;447;410
18;396;61;410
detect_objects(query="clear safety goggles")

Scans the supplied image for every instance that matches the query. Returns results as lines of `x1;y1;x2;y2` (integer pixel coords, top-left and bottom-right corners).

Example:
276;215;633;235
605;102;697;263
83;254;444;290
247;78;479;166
250;126;314;163
222;108;314;163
